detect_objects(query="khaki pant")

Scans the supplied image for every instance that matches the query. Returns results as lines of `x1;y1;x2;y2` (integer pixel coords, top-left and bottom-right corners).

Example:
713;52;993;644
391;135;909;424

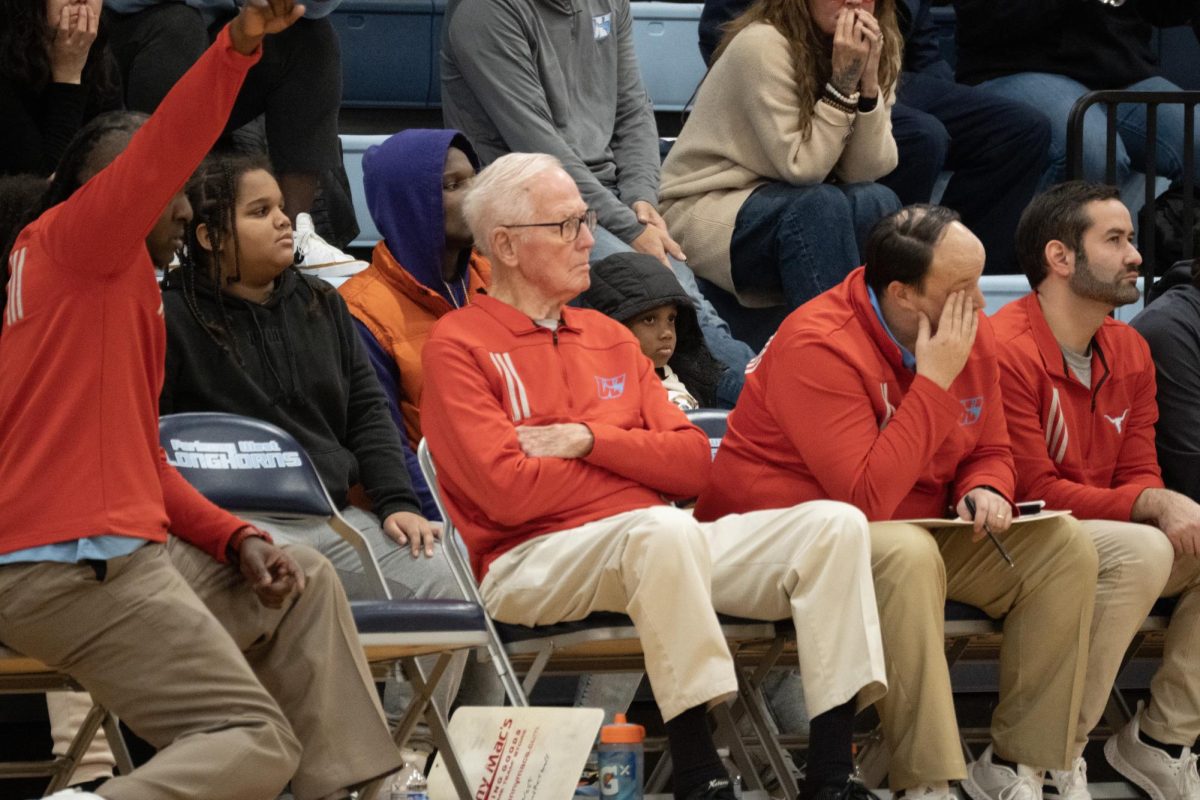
480;501;888;723
1078;520;1200;748
869;516;1097;790
0;540;401;800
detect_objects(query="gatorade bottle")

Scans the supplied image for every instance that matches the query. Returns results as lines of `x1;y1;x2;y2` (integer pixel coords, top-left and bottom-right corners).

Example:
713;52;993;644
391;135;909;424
598;713;645;799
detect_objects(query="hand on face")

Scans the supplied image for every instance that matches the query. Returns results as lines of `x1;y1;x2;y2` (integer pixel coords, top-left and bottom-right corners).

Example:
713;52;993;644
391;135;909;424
914;290;979;391
830;5;882;97
48;0;99;84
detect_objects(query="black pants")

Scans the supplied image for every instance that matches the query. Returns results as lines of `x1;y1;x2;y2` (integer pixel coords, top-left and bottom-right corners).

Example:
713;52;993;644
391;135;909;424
879;71;1051;274
103;3;343;175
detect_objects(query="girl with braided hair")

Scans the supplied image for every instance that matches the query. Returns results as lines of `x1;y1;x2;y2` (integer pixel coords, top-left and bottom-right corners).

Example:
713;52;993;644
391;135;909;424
161;152;453;602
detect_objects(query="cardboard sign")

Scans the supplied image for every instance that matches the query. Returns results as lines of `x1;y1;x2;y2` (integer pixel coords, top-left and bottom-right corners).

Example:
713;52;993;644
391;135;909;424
427;706;604;800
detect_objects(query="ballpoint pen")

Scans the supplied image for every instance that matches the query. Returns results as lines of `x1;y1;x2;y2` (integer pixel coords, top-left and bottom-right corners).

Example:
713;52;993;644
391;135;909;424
963;495;1016;568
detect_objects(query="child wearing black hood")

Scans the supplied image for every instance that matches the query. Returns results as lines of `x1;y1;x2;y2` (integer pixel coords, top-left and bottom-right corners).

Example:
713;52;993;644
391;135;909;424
583;252;731;409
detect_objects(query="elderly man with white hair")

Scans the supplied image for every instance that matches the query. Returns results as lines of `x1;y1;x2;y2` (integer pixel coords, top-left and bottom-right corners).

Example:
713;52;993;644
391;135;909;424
420;152;889;800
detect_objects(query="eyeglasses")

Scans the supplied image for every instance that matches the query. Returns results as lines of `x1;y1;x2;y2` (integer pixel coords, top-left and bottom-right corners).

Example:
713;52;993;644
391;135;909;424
503;209;597;243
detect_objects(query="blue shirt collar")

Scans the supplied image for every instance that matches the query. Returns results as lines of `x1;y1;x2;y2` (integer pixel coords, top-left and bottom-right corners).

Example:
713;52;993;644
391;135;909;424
867;285;916;372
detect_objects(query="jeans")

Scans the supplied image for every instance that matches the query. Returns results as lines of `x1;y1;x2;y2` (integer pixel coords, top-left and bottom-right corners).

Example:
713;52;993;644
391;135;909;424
882;71;1050;274
976;73;1200;189
104;4;343;174
590;226;755;406
731;182;901;310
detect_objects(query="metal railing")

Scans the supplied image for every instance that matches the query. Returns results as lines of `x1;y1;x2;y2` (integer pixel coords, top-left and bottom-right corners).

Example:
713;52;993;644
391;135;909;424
1066;90;1198;287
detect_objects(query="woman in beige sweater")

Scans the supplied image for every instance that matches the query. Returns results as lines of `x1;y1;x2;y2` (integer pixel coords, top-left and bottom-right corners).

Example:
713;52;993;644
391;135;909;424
660;0;902;310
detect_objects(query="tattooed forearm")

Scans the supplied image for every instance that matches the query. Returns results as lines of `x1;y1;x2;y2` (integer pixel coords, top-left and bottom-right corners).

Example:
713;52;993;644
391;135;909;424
832;59;863;95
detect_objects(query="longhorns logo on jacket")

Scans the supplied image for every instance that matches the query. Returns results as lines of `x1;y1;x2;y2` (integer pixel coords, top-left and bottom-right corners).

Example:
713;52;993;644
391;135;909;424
595;374;626;400
1104;408;1129;434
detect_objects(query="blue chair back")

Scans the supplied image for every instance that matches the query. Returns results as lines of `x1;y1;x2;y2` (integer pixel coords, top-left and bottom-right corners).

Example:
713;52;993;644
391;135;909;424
685;407;730;460
159;412;336;518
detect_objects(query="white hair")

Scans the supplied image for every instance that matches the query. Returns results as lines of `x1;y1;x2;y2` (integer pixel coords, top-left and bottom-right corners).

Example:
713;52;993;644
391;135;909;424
463;152;563;257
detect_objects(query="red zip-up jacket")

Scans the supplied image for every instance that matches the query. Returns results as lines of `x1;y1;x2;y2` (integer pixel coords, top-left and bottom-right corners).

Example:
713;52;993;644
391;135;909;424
421;295;712;580
696;267;1015;522
0;27;259;560
993;292;1162;521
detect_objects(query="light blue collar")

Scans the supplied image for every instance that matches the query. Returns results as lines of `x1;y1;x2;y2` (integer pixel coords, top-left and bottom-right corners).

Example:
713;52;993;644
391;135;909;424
867;285;916;372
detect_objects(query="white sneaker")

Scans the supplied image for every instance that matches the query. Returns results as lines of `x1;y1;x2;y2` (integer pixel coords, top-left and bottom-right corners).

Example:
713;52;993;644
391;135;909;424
904;782;956;800
963;745;1043;800
1105;702;1200;800
1046;757;1092;800
293;212;368;278
42;792;104;799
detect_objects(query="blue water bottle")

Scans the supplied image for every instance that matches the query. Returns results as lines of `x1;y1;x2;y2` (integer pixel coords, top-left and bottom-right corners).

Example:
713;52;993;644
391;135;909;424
598;713;645;799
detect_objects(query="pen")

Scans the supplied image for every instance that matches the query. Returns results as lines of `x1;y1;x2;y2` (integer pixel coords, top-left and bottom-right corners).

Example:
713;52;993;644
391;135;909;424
963;495;1016;568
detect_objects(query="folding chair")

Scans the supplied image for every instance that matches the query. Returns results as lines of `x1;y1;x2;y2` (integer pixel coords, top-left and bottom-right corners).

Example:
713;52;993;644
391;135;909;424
0;652;135;795
416;437;795;796
685;407;731;460
160;412;488;799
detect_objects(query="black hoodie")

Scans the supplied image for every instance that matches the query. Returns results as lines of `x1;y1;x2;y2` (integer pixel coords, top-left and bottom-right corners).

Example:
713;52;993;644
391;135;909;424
1131;259;1200;502
160;266;422;520
582;252;727;408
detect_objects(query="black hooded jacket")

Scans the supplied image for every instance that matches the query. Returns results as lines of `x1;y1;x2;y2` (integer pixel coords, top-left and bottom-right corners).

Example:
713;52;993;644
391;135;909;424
1131;259;1200;503
582;252;726;407
160;266;422;520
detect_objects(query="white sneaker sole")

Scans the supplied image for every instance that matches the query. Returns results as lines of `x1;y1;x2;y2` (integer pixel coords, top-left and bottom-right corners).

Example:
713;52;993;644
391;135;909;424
1105;734;1168;800
298;261;368;277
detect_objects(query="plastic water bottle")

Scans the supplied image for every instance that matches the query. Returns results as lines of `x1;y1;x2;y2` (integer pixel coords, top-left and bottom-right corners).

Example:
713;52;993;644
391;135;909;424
598;713;645;799
389;761;429;800
716;748;743;799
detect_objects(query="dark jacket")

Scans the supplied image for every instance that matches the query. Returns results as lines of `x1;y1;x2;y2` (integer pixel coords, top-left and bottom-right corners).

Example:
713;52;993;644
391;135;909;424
1130;259;1200;502
581;251;726;407
160;266;422;520
954;0;1199;88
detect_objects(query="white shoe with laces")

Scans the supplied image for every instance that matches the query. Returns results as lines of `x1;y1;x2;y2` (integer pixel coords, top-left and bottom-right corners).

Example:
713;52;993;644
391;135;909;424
293;212;368;278
1046;757;1092;800
963;745;1043;800
1105;702;1200;800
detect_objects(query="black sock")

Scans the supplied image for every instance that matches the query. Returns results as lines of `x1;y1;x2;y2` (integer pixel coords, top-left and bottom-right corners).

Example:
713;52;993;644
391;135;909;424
802;699;856;800
1139;729;1186;759
665;704;726;799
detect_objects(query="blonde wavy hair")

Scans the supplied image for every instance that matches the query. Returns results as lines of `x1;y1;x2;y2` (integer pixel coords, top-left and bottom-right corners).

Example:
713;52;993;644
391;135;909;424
712;0;902;138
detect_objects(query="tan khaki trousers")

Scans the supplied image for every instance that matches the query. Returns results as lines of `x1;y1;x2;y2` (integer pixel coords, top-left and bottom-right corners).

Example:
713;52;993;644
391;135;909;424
1073;520;1175;752
1144;551;1200;745
480;502;888;723
704;500;888;717
0;543;300;800
166;538;402;798
869;516;1097;790
1079;520;1200;746
0;541;401;800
